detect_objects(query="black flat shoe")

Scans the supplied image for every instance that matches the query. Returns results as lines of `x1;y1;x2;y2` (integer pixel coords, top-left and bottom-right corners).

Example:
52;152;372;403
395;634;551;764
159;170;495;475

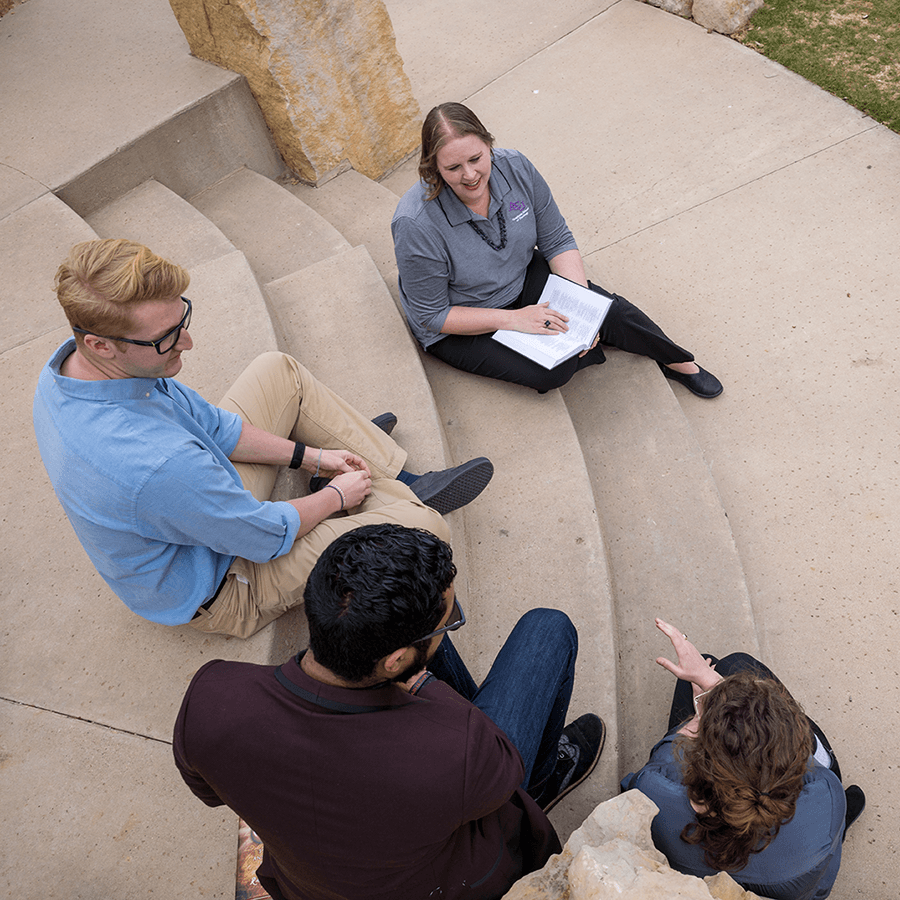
843;784;866;839
659;363;723;399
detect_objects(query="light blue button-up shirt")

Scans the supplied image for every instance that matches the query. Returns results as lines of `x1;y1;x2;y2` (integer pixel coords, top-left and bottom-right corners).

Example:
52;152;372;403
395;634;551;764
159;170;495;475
33;340;301;625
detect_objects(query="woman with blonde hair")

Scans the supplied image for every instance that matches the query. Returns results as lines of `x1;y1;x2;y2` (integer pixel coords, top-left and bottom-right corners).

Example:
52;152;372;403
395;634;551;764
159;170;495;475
622;619;865;900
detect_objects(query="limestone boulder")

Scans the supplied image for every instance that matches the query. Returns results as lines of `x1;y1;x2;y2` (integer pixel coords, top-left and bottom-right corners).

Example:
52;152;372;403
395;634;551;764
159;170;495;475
692;0;763;34
168;0;421;184
503;791;767;900
642;0;694;19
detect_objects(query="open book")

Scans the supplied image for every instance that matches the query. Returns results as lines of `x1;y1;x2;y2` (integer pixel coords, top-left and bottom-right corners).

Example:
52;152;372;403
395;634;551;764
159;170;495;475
492;275;614;369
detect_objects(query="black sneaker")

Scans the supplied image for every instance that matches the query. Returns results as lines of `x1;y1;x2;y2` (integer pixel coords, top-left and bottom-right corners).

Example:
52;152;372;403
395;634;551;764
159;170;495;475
310;413;397;492
843;785;865;839
533;714;606;813
410;457;494;515
371;412;397;436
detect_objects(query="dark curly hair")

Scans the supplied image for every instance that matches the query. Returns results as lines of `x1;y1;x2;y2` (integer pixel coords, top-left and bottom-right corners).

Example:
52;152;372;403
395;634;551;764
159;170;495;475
304;524;457;682
677;671;813;871
418;102;495;201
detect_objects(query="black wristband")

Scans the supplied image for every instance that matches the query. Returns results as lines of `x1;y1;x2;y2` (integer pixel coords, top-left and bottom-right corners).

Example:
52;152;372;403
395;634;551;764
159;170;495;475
288;442;306;469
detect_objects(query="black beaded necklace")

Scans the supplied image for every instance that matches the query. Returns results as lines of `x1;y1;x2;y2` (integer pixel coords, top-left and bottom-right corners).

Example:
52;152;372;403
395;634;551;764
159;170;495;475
466;207;507;251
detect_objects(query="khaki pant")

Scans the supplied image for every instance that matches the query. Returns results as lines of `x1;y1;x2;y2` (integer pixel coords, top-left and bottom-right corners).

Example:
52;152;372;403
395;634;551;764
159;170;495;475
190;352;450;638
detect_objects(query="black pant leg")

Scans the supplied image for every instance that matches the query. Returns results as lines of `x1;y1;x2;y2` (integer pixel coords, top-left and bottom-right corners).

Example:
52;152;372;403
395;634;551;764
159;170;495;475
593;284;694;366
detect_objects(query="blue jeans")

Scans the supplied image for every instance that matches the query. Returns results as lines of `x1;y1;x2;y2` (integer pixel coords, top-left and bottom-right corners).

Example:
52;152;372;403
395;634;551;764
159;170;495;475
428;608;577;792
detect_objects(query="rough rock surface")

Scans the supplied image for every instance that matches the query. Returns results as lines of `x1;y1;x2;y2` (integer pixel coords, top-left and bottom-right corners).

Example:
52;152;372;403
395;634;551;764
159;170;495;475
643;0;693;19
692;0;763;34
168;0;420;183
503;791;767;899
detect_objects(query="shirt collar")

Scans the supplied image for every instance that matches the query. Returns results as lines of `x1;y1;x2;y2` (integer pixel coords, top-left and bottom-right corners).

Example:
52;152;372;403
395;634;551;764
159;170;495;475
48;338;167;400
434;155;514;226
275;652;422;713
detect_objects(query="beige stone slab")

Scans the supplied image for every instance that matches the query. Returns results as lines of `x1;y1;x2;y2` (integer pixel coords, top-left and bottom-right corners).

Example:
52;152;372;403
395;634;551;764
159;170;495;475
264;244;448;477
190;168;350;285
588;125;900;894
0;0;235;189
57;78;286;218
288;170;402;306
86;179;237;271
420;354;620;838
383;0;618;112
0;192;95;353
377;153;419;200
1;700;235;899
172;249;279;404
467;0;874;253
562;352;757;777
0;163;47;219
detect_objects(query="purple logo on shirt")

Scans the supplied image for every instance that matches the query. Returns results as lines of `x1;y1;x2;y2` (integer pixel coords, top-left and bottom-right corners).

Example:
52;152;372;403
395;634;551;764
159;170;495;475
509;201;526;212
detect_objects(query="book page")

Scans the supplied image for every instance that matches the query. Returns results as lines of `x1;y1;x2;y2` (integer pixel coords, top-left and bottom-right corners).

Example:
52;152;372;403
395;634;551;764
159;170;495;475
492;276;613;369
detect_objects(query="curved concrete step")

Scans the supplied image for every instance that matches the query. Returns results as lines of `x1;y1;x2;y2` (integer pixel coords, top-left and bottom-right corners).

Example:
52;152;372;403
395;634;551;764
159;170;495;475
86;177;237;271
1;191;96;353
561;353;758;778
190;166;350;284
287;169;403;308
419;353;619;839
86;178;280;404
263;244;477;598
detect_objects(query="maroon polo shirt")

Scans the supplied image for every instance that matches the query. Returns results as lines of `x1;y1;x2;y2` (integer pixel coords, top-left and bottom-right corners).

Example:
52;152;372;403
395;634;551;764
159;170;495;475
174;653;560;899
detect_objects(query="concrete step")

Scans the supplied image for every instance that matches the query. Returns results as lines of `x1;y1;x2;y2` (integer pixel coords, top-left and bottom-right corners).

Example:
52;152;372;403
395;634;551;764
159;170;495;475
85;177;237;271
286;173;620;830
86;179;280;404
263;244;476;595
190;166;350;284
1;193;257;898
287;169;404;308
562;353;759;778
1;191;96;353
419;353;619;839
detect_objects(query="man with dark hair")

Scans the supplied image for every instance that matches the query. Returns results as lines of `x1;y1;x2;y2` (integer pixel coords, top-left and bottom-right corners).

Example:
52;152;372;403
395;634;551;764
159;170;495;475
33;239;493;638
174;524;606;900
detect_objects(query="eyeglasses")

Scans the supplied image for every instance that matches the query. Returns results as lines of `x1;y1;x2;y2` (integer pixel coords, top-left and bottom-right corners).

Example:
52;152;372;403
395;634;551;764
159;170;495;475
693;688;713;717
418;596;466;643
72;297;192;354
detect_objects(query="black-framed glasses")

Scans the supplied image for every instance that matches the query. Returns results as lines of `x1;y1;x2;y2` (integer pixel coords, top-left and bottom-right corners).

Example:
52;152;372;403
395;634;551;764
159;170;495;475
72;297;192;354
418;596;466;643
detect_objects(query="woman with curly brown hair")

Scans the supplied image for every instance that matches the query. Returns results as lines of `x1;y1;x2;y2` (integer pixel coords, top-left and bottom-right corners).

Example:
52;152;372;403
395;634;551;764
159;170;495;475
621;619;865;900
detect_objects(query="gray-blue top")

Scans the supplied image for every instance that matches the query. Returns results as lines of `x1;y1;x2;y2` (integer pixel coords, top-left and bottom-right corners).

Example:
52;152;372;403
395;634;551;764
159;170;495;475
621;732;846;900
391;149;579;348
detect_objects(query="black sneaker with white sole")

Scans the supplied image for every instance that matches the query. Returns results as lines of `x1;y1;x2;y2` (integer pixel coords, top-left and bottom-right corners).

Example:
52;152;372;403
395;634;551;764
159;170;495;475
532;713;606;813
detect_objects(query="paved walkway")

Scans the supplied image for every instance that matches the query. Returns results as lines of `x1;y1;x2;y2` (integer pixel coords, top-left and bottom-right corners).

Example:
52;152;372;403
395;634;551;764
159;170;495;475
2;0;898;896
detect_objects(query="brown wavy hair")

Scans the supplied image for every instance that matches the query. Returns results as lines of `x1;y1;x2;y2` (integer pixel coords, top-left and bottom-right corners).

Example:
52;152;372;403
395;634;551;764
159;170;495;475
677;671;813;872
55;239;189;346
418;102;495;201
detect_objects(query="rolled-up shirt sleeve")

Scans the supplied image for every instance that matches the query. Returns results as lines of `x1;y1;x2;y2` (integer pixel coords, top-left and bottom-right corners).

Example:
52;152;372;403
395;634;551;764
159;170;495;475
136;443;301;563
392;215;454;340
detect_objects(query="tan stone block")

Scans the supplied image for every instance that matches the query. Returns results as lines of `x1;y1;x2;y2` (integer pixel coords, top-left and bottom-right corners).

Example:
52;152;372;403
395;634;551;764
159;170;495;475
692;0;763;35
168;0;420;183
502;792;771;900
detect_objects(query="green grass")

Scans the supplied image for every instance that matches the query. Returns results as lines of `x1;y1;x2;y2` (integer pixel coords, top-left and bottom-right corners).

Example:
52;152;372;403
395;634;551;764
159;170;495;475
737;0;900;133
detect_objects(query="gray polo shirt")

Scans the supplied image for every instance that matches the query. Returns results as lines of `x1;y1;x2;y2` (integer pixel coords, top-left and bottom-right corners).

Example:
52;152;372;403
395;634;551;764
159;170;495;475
391;149;579;348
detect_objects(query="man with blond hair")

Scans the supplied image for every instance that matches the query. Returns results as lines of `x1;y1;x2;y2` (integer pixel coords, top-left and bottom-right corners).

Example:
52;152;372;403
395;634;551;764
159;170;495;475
33;239;492;637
